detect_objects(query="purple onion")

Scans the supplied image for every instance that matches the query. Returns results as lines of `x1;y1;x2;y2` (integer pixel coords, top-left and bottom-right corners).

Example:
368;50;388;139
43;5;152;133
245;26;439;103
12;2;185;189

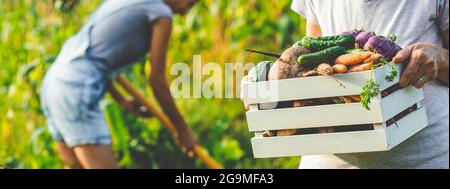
364;34;400;61
356;31;376;49
341;29;365;38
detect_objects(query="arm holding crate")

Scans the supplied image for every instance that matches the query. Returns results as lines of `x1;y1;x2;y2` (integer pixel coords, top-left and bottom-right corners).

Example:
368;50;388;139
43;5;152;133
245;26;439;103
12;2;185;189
393;31;449;88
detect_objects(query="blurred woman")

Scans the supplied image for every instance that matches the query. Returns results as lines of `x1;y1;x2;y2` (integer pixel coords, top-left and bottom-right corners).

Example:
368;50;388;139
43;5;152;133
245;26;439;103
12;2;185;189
41;0;199;169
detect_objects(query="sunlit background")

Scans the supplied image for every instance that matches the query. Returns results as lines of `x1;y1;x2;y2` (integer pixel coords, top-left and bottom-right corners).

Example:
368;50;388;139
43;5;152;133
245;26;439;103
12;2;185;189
0;0;306;169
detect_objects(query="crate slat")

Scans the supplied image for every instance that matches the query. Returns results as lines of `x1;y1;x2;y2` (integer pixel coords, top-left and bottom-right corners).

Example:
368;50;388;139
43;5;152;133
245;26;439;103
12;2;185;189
251;130;388;158
242;74;368;104
243;63;429;157
380;87;424;121
374;64;403;91
246;103;382;132
387;107;428;148
242;64;402;104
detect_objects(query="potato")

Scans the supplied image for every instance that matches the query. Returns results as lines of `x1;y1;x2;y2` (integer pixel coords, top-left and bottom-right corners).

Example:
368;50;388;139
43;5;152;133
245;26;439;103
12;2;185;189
317;63;334;75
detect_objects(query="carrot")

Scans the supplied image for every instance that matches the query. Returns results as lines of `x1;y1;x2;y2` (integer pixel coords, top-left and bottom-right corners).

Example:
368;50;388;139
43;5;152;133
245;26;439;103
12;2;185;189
350;63;373;72
277;129;299;136
349;95;362;102
341;96;354;103
333;64;348;74
364;53;383;64
335;51;374;66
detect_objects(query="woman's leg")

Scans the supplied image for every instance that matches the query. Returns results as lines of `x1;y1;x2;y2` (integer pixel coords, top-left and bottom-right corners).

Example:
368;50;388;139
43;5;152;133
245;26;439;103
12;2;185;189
73;145;118;169
43;59;117;169
55;142;83;169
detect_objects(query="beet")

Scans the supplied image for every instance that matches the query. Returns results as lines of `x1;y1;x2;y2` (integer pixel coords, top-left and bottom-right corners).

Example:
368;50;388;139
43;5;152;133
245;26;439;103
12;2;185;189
268;60;293;80
363;34;400;61
356;31;376;49
280;46;311;65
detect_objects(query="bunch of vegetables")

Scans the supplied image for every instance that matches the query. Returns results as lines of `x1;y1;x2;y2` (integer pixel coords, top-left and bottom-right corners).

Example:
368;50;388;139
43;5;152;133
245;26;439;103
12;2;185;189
247;29;402;137
292;29;400;110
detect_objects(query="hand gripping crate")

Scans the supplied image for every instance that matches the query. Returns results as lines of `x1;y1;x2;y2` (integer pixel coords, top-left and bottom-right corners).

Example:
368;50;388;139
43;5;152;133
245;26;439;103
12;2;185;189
241;64;428;158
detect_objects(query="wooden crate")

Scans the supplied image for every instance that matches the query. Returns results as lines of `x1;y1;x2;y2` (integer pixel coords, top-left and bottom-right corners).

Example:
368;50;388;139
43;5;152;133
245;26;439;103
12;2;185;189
241;64;428;158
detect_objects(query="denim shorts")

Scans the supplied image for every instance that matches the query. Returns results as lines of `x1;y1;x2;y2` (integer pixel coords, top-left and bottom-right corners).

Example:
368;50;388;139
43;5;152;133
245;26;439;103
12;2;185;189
41;58;112;148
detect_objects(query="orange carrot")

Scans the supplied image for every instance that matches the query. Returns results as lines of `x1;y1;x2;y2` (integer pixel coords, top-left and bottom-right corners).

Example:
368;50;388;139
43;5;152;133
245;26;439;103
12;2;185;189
349;95;362;102
335;52;374;66
277;129;299;136
341;96;354;103
350;63;373;72
333;64;348;74
364;53;383;64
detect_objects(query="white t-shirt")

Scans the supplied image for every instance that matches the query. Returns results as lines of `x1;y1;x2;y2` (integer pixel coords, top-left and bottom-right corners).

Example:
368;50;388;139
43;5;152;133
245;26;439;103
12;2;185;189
292;0;449;169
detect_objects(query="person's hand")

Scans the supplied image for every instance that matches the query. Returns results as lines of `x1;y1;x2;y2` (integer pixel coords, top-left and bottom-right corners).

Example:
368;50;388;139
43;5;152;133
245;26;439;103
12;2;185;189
393;43;446;88
120;99;153;118
176;127;198;156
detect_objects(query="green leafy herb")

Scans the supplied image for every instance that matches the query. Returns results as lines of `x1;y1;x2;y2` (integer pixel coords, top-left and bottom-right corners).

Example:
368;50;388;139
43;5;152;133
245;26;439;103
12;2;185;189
388;33;398;43
360;58;398;110
361;67;380;110
361;79;380;110
333;97;343;104
385;62;398;82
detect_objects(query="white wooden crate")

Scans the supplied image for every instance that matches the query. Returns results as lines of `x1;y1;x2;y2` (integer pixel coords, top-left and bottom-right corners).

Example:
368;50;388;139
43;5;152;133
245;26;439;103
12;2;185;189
241;64;429;158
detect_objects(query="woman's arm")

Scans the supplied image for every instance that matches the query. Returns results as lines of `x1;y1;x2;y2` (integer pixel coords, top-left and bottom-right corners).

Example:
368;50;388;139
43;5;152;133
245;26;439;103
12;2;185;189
148;18;197;151
306;21;322;37
107;81;153;118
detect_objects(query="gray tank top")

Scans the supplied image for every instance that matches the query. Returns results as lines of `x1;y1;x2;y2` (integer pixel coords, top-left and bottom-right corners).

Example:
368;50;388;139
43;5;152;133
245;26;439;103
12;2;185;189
86;0;173;72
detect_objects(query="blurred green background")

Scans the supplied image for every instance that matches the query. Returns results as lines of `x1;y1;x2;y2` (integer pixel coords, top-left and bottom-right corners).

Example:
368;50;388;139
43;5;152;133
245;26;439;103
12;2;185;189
0;0;306;169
